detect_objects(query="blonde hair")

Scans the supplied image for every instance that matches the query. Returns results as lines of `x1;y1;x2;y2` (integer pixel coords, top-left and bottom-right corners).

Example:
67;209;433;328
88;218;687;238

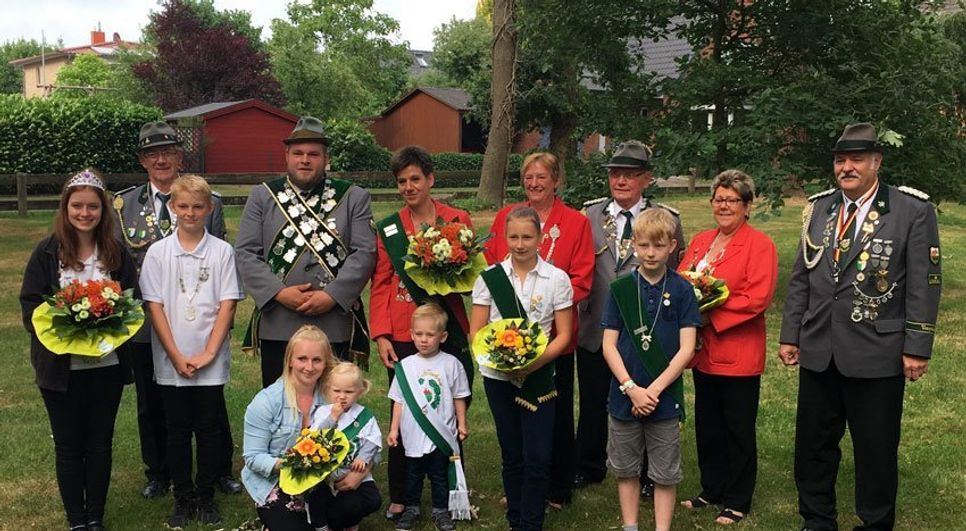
632;208;677;244
324;362;372;397
505;206;542;234
520;152;560;181
170;174;212;203
411;302;448;333
281;325;337;419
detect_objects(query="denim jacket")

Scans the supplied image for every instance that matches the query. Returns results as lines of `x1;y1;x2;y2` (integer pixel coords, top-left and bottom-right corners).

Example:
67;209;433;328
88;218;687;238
241;380;325;505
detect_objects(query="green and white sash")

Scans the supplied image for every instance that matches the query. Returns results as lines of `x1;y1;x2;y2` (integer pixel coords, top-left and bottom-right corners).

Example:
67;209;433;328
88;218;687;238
243;176;370;368
479;266;556;411
609;274;685;419
376;212;474;388
394;362;472;520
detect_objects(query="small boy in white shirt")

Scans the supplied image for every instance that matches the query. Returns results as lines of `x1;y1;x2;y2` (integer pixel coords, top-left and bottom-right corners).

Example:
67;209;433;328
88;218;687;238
139;175;244;528
388;303;471;531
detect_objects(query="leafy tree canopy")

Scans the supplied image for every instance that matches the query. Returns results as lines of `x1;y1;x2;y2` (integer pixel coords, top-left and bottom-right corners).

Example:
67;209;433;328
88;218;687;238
0;38;58;94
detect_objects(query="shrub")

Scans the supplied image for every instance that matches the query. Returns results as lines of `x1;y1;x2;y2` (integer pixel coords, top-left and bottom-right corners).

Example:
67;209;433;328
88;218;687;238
324;118;391;172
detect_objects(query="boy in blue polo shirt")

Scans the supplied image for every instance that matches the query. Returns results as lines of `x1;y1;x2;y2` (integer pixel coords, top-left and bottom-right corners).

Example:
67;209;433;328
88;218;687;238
601;208;700;531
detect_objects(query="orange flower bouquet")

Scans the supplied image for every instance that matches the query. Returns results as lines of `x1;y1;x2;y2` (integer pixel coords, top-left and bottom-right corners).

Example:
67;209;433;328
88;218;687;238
472;318;548;373
681;270;730;313
278;428;350;495
403;217;488;295
31;279;144;357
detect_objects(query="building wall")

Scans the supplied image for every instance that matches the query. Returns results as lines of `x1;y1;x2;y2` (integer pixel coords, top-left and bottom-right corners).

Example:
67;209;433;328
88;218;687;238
203;108;297;173
20;58;69;98
369;92;462;153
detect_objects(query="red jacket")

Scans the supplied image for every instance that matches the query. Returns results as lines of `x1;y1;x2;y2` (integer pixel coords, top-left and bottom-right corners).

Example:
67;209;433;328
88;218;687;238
678;222;778;376
369;200;472;342
485;197;595;350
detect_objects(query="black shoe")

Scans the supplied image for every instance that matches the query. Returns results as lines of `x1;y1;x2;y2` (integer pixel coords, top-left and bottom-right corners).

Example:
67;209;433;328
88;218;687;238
166;498;194;529
640;481;655;499
572;474;603;489
432;511;456;531
216;475;243;495
86;522;105;531
143;479;170;498
396;507;420;531
197;498;222;525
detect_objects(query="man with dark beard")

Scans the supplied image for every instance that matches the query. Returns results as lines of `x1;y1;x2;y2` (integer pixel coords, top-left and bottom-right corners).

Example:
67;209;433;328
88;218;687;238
235;117;376;387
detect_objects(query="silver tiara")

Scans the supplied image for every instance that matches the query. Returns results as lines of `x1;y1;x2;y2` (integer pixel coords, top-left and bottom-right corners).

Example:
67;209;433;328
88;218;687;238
65;170;105;191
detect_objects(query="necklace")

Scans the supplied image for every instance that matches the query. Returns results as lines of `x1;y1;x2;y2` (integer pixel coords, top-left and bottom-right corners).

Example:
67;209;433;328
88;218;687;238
700;231;733;272
634;271;669;351
511;264;539;318
176;255;209;321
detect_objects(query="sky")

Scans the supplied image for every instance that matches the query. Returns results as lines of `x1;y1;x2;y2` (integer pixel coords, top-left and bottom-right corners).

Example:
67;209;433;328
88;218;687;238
0;0;478;50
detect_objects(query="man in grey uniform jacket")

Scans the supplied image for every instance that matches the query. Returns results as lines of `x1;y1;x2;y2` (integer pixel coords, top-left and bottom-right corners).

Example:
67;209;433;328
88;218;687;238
779;123;941;531
113;121;238;498
573;141;685;494
235;116;376;388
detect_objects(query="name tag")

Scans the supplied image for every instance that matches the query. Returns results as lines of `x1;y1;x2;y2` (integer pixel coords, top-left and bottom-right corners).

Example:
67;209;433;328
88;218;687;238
383;224;399;237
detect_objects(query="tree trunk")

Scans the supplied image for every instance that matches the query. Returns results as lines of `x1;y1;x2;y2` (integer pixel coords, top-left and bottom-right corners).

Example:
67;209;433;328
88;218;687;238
547;57;579;190
477;0;517;208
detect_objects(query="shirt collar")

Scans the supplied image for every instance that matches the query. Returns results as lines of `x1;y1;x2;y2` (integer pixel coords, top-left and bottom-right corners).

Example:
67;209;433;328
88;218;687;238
500;256;553;279
172;229;210;258
609;197;647;217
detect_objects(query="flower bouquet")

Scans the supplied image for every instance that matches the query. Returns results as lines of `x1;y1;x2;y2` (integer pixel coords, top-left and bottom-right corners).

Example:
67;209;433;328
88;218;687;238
278;427;350;495
472;318;548;374
681;269;730;313
31;279;144;357
403;217;488;296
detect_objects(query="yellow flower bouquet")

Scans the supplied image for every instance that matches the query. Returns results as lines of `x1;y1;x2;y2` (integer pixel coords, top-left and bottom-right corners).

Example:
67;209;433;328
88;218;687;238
403;218;489;296
472;318;548;373
278;427;350;495
681;269;730;313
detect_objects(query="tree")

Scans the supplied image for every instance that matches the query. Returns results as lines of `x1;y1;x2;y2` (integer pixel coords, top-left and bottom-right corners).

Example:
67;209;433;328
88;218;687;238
0;39;47;94
133;0;283;111
478;0;518;207
269;0;410;119
53;54;113;94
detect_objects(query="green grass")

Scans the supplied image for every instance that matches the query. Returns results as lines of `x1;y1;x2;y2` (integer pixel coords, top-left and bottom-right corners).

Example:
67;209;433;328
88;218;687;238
2;194;964;530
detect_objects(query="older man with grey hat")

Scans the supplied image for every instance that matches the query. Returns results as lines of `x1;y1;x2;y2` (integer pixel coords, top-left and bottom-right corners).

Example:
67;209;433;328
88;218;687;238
235;116;376;387
573;140;686;497
112;121;239;498
779;123;941;531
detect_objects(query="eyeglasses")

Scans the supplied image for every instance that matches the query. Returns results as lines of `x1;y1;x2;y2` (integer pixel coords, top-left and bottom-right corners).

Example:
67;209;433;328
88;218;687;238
711;197;744;206
141;148;180;161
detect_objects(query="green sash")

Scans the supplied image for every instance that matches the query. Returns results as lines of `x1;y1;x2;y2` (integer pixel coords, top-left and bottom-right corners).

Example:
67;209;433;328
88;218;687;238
394;362;460;488
376;212;474;389
243;177;370;369
479;266;556;411
341;406;374;459
609;274;685;419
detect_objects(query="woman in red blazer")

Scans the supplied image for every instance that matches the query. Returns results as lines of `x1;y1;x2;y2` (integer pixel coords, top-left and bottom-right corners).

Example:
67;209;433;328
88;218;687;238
484;152;595;507
369;146;474;518
677;170;778;525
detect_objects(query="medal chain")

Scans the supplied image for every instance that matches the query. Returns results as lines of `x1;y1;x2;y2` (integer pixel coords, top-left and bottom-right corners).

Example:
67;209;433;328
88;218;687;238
176;256;204;321
635;271;669;351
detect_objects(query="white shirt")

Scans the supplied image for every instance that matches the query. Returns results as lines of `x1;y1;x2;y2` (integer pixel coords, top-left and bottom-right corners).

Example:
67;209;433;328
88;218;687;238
471;257;574;381
149;182;176;226
59;250;119;371
387;351;471;457
839;181;879;242
140;230;244;386
609;197;646;253
308;403;382;483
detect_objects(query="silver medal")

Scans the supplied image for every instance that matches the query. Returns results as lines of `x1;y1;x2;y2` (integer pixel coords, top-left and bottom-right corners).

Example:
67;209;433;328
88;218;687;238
185;305;197;322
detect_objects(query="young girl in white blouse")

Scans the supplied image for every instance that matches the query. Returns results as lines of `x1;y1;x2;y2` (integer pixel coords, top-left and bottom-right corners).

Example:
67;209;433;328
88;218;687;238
469;206;574;531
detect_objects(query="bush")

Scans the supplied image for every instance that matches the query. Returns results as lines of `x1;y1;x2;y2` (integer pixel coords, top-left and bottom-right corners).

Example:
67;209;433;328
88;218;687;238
324;118;391;172
0;94;162;175
558;152;611;208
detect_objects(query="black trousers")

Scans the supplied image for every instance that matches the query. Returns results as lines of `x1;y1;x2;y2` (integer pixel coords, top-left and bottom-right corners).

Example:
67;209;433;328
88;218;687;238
160;385;226;501
301;481;382;529
40;365;123;527
575;346;610;482
260;339;350;389
692;368;760;513
795;362;905;531
130;342;237;480
548;351;575;503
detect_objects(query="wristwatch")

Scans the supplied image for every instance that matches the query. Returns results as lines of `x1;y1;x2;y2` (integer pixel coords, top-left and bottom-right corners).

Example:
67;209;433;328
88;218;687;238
619;379;637;395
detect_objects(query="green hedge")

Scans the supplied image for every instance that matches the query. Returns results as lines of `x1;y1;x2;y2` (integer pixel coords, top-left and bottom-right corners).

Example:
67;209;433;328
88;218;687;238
0;94;162;175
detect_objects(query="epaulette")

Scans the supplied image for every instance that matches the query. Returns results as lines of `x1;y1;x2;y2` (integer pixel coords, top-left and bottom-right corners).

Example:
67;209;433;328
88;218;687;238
654;202;680;216
897;185;930;201
211;190;222;197
114;185;136;197
582;196;608;207
807;188;836;202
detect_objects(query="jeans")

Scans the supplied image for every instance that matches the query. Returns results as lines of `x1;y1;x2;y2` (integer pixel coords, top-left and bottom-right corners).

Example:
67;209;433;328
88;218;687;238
403;449;451;510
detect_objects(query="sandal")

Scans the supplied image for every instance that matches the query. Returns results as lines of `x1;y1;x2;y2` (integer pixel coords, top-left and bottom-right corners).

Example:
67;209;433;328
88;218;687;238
680;495;713;509
715;508;745;525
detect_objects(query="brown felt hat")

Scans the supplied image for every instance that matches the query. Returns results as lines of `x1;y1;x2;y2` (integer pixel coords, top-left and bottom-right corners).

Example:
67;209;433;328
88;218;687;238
832;123;881;153
603;140;653;170
283;116;329;146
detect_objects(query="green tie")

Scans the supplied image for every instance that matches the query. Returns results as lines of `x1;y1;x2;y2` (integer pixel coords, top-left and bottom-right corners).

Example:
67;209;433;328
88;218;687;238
617;210;634;270
620;210;634;241
157;192;172;234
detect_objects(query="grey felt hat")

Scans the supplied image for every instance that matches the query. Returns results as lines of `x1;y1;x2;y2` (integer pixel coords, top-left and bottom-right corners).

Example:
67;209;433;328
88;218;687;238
283;116;330;146
137;121;181;152
603;140;653;170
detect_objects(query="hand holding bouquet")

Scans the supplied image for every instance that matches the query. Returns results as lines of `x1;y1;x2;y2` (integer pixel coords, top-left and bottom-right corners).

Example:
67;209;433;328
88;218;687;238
681;269;730;313
472;318;548;375
31;279;144;356
278;427;350;495
404;217;488;295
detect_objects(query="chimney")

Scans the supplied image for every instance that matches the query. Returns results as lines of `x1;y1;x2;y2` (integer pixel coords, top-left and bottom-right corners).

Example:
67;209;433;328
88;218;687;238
91;29;105;45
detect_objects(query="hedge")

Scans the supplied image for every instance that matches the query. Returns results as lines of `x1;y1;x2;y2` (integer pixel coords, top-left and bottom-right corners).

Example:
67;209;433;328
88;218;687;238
0;94;162;175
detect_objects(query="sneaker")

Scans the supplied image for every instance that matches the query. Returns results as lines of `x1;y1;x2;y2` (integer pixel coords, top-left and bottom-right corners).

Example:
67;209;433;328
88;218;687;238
143;479;170;498
216;475;243;495
166;498;194;529
432;511;456;531
395;507;420;531
197;498;222;525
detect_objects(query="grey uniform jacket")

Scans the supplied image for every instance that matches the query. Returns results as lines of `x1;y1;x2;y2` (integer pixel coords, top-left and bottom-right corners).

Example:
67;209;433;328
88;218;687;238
576;197;685;353
779;184;941;378
112;183;226;343
234;177;376;343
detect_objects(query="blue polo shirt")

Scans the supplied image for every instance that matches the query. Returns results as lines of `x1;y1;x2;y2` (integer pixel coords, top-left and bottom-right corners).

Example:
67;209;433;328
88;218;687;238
602;268;701;422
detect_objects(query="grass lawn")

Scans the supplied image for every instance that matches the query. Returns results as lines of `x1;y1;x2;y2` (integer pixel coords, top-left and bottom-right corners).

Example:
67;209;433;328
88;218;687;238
1;193;964;530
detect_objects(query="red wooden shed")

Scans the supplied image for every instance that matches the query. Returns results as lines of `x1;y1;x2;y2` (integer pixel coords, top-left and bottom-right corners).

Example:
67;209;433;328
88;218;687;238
164;99;298;173
367;87;486;154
